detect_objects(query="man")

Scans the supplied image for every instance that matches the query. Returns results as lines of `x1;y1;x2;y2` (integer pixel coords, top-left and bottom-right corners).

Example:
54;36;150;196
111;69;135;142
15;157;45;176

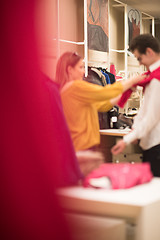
111;34;160;177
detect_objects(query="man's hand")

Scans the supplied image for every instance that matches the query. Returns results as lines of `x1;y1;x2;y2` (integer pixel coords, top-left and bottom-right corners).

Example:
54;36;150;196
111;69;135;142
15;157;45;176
111;139;126;155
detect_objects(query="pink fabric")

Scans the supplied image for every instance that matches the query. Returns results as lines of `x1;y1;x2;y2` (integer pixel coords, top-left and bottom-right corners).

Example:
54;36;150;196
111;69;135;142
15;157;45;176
83;163;153;189
118;67;160;108
0;1;73;239
110;64;116;76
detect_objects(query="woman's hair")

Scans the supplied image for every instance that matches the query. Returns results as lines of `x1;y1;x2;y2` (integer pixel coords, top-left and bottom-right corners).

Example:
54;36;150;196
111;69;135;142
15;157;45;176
55;52;82;90
130;34;160;54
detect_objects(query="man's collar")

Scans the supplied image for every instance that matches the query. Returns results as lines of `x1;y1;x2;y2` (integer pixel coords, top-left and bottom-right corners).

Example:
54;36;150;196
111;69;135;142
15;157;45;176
149;59;160;72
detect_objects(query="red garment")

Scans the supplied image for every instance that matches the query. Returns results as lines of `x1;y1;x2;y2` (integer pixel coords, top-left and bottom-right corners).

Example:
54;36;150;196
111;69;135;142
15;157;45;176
110;64;116;76
118;67;160;108
83;163;153;189
0;1;74;239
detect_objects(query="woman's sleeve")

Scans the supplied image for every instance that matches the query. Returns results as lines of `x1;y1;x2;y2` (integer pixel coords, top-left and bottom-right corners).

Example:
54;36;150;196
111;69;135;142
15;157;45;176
71;80;123;104
94;100;113;112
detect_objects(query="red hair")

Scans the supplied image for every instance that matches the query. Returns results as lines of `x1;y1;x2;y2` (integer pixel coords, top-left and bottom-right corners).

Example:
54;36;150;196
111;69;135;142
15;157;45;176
55;52;82;90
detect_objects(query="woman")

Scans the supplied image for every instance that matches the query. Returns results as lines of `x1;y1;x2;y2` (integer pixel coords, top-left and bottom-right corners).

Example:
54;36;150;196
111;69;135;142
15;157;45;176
55;52;144;151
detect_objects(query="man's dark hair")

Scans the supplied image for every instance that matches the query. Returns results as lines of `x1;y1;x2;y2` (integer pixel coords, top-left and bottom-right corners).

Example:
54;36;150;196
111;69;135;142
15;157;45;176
130;34;160;54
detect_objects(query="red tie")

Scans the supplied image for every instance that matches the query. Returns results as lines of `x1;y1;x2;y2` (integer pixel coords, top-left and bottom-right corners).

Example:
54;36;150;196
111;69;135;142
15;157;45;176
118;67;160;108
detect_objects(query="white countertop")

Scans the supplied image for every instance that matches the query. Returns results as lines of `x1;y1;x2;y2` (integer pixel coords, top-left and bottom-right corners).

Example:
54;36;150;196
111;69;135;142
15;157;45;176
57;178;160;207
100;129;131;136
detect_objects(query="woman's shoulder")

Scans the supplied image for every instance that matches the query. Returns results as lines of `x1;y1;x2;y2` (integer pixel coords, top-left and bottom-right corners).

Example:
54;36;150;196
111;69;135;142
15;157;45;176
61;80;89;92
61;81;75;94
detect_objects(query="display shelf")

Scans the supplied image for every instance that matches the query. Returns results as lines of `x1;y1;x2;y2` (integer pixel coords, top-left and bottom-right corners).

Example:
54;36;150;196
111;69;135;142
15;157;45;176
109;0;155;80
100;128;131;137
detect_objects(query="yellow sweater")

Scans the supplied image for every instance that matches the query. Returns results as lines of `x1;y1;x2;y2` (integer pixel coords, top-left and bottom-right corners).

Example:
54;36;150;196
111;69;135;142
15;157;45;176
61;80;123;151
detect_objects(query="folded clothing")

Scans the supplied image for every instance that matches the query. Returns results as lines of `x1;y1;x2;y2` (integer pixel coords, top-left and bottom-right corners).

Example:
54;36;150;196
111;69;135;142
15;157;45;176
83;162;153;189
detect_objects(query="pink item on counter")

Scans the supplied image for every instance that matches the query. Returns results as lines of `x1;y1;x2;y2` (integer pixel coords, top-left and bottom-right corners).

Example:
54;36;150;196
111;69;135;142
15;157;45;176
83;162;153;189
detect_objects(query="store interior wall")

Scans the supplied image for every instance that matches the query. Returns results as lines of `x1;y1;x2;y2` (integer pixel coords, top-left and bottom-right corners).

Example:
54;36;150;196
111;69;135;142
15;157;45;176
59;0;79;55
109;0;125;73
155;20;160;41
35;0;58;80
36;0;160;80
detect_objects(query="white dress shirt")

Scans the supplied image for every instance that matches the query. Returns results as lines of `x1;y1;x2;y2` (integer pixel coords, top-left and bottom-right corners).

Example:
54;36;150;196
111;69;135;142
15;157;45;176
123;59;160;150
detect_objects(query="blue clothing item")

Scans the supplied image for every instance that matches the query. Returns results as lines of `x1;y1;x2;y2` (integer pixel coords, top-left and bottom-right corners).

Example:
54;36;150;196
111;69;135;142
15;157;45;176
101;71;111;84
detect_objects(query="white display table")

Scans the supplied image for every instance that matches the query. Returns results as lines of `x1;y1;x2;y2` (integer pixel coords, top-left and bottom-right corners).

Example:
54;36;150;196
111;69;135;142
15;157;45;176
100;128;131;137
57;178;160;240
99;129;142;163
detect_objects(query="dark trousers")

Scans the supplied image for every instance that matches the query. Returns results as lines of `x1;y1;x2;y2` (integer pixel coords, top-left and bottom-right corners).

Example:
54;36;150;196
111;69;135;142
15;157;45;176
143;144;160;177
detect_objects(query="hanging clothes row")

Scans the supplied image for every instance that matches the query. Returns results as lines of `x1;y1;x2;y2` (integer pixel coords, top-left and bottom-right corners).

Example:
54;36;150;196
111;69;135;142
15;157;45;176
84;66;118;129
85;66;115;87
84;66;134;130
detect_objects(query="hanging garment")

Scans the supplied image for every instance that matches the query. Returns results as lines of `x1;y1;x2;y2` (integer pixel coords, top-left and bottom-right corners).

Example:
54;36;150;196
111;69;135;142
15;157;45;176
91;67;107;86
106;70;116;84
85;67;110;129
98;68;119;128
85;67;118;129
98;67;116;84
110;64;116;76
101;70;111;84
